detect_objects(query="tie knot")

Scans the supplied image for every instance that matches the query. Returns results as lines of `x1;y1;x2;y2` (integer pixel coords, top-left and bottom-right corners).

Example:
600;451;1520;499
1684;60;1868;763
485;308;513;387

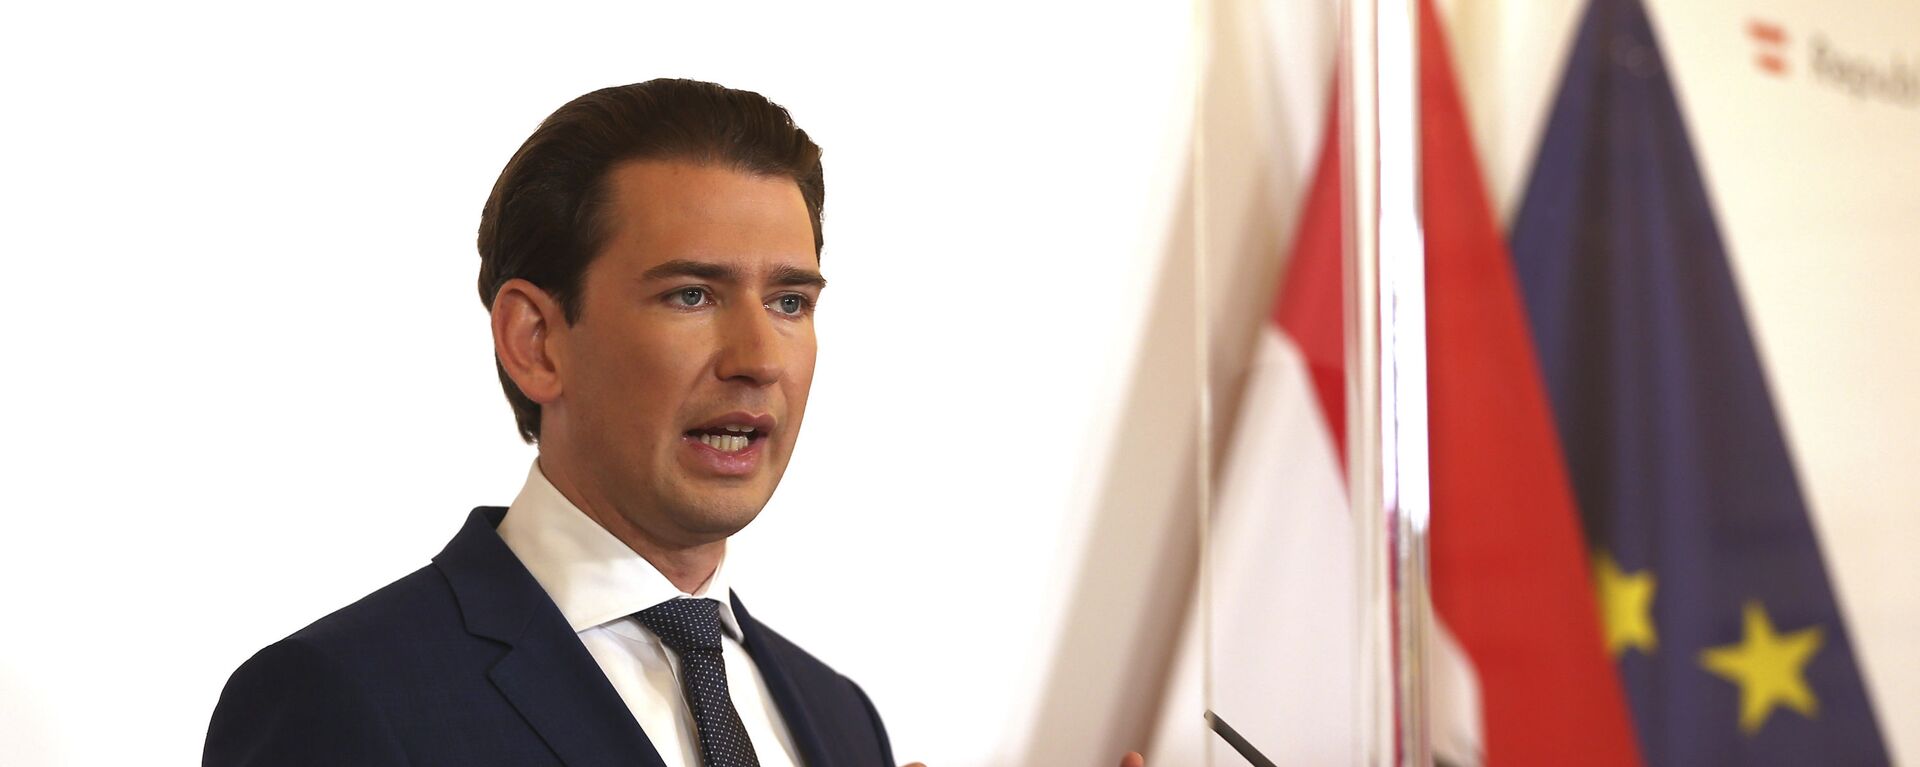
635;597;725;653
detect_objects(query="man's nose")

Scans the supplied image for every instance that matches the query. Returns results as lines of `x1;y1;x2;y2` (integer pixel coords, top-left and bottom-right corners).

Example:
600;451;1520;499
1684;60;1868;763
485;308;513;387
713;304;784;386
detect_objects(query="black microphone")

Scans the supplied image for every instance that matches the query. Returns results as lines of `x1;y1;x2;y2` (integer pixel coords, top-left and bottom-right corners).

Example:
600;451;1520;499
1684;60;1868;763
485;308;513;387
1204;710;1278;767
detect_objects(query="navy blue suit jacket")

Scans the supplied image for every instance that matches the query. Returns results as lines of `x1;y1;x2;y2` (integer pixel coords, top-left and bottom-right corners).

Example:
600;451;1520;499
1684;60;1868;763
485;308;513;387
205;507;895;766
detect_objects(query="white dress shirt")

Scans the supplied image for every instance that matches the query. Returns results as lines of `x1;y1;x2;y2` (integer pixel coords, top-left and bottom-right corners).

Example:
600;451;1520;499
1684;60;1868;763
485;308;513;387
497;461;801;767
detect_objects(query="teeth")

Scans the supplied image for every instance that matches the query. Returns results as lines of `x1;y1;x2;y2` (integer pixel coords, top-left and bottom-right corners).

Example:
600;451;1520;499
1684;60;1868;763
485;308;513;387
699;434;750;453
722;425;754;434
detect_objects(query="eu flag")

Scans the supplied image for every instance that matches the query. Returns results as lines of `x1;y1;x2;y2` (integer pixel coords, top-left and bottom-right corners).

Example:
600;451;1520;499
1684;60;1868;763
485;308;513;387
1508;0;1890;764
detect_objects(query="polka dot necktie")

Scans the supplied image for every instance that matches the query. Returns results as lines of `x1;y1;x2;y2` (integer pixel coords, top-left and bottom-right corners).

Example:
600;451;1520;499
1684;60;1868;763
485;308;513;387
635;598;761;767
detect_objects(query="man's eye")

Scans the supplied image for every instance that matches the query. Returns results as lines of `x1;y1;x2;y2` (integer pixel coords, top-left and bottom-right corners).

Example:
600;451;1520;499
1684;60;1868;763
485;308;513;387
770;294;812;317
674;288;708;307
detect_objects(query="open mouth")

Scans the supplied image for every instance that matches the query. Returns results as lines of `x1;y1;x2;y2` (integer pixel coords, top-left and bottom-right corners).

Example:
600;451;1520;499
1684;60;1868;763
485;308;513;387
685;424;763;454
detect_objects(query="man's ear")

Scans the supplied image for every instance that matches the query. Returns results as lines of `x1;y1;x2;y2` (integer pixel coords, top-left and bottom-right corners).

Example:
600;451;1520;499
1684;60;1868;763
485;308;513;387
492;278;567;406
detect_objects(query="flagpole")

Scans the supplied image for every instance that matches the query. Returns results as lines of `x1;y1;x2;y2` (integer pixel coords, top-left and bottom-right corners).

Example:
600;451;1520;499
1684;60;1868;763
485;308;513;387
1339;0;1386;760
1345;0;1432;763
1379;0;1432;763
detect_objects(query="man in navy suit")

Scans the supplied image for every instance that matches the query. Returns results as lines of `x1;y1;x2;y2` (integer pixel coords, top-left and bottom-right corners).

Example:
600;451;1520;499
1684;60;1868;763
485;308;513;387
205;79;892;767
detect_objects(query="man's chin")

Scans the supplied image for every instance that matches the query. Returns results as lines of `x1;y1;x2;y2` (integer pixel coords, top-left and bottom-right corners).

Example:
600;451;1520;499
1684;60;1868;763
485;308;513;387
660;489;771;540
674;512;763;543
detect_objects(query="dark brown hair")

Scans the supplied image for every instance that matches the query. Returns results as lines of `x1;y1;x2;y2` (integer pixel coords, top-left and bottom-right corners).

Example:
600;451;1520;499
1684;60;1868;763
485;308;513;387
477;78;825;443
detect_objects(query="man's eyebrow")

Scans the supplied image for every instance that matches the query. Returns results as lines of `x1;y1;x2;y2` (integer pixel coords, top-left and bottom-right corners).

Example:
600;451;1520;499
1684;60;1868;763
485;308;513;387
770;265;828;290
640;259;740;282
638;259;825;289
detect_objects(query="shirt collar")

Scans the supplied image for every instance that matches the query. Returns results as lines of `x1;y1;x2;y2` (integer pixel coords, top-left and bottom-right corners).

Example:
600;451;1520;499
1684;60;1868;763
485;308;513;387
496;459;742;639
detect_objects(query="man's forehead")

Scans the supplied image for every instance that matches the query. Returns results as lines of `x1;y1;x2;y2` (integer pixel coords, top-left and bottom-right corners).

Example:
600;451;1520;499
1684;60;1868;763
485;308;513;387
596;159;818;277
605;159;808;223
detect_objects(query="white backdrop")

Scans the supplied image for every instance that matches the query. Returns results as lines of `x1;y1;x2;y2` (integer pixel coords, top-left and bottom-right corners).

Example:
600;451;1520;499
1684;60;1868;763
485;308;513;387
0;3;1196;764
3;1;1915;765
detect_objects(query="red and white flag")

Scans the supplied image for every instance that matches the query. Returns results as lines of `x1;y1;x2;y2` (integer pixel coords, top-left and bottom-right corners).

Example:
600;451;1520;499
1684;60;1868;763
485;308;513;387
1148;90;1368;767
1150;3;1642;764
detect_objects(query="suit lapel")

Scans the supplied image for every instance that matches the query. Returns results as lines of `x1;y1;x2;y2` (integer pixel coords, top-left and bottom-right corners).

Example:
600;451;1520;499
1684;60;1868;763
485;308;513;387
489;634;665;767
732;592;836;767
436;507;667;767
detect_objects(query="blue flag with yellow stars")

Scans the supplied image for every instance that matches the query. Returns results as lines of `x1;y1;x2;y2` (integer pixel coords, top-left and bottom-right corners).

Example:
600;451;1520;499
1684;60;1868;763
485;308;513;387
1507;0;1890;764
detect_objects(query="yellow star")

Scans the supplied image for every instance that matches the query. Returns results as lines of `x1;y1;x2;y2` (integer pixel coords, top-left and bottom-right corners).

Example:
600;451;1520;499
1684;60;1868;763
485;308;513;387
1592;550;1658;657
1699;601;1825;735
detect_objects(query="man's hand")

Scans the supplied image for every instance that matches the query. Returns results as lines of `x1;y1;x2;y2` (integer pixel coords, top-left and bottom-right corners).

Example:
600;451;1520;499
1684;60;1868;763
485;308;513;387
900;753;1144;767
